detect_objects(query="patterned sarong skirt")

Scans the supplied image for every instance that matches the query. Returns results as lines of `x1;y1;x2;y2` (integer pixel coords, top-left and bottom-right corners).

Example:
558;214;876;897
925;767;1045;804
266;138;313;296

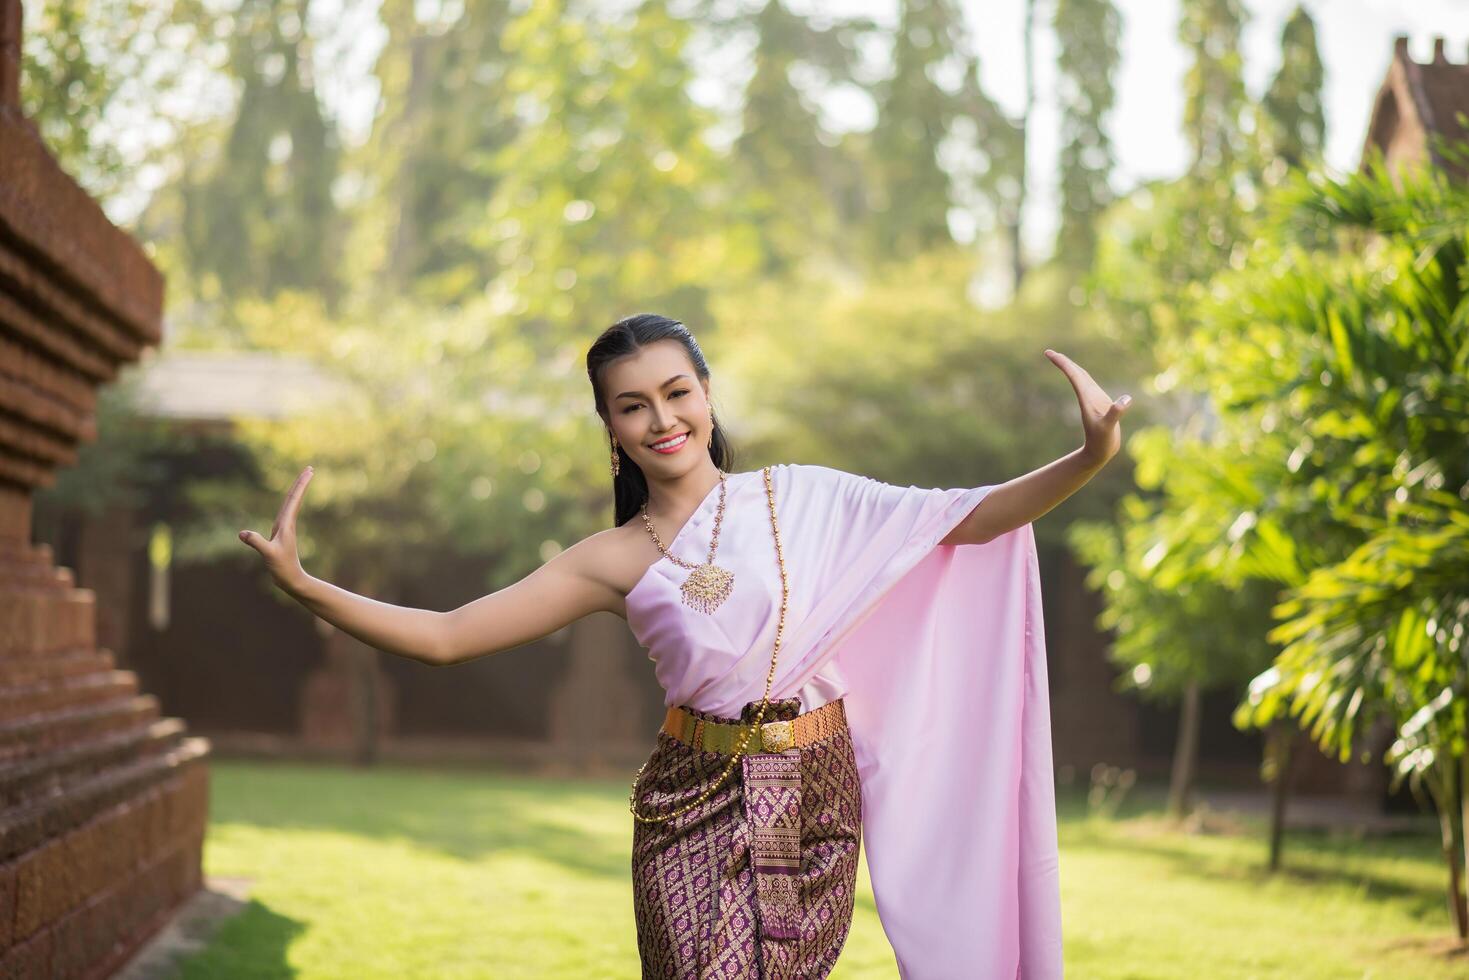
630;696;862;980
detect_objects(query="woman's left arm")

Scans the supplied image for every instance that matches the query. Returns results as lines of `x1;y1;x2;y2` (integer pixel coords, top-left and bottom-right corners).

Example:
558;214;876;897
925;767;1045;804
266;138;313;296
940;349;1133;546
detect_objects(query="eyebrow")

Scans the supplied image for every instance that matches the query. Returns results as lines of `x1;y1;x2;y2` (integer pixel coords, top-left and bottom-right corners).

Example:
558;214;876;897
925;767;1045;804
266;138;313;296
614;374;692;400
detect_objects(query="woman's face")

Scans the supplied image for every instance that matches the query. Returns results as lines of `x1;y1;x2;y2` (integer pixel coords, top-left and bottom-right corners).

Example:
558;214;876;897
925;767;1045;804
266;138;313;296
603;340;712;477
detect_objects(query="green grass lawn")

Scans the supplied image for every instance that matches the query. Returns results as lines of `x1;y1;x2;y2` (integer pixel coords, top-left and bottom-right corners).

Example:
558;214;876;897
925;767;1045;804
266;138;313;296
179;760;1468;978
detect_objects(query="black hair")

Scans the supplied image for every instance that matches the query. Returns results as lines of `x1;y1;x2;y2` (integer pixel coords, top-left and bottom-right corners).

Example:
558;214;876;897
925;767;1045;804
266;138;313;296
586;313;736;526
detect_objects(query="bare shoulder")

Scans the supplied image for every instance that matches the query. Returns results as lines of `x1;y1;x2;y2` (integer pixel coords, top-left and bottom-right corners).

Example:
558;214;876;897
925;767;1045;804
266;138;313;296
561;521;658;618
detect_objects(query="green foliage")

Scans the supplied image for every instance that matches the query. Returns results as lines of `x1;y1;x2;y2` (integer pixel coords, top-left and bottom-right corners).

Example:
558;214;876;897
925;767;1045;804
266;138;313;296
183;0;344;304
1164;0;1258;292
343;0;519;300
1090;170;1264;361
721;0;878;276
471;0;757;344
1085;132;1469;806
867;0;1019;265
1067;425;1284;701
1052;0;1122;271
1240;509;1469;768
1179;0;1250;180
1257;5;1326;174
1215;159;1469;790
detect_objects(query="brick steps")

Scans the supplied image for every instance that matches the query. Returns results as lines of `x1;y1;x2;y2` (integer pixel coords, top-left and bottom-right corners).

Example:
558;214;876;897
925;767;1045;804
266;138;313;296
0;692;162;764
0;668;140;718
0;716;187;809
0;733;209;864
0;646;116;685
0;762;209;977
0;540;75;587
0;586;96;655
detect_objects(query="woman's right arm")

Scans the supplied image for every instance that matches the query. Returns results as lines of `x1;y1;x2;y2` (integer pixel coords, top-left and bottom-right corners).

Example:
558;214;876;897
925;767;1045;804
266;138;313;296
240;466;621;667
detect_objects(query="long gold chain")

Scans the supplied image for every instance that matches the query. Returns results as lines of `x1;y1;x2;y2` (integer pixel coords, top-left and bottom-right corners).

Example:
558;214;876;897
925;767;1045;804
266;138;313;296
628;465;788;825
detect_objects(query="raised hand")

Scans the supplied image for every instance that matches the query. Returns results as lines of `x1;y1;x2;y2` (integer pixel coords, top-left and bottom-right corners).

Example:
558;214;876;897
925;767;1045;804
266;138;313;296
1044;349;1132;466
238;465;314;594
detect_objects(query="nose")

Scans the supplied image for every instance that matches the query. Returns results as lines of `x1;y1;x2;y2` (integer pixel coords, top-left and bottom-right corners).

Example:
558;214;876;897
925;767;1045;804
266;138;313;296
651;399;678;431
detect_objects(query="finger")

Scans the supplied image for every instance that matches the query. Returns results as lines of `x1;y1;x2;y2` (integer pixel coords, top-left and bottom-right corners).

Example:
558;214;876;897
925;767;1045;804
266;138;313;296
1043;349;1076;381
1045;352;1086;398
1045;349;1092;380
1101;396;1132;424
282;465;314;530
271;466;313;540
1046;349;1108;403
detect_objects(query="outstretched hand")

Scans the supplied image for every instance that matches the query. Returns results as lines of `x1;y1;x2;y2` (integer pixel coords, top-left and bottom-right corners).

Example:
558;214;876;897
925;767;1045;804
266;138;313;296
1044;349;1131;466
238;465;314;594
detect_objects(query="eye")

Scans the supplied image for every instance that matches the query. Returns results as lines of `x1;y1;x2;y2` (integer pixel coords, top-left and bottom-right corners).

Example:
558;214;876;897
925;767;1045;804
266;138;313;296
621;389;690;413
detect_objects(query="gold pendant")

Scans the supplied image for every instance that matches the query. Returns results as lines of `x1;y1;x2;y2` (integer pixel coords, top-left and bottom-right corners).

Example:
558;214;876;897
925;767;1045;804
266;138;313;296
680;562;734;614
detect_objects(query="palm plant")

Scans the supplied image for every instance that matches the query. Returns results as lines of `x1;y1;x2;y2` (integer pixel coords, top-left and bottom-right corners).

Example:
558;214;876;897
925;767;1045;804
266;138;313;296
1222;147;1469;935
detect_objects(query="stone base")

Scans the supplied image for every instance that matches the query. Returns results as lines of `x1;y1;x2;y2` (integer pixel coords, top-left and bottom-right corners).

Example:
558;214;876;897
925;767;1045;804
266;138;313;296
1;534;213;978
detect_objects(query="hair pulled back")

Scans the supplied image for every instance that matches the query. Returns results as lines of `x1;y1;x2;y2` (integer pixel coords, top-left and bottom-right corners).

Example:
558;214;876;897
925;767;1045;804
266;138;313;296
586;313;736;527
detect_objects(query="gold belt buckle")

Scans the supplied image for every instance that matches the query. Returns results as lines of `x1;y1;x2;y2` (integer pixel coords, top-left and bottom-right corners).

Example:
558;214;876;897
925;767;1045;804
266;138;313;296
761;719;795;753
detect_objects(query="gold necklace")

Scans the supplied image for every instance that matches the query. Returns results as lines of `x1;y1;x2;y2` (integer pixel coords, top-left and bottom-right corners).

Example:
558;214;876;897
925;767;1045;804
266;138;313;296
640;470;734;614
630;465;787;824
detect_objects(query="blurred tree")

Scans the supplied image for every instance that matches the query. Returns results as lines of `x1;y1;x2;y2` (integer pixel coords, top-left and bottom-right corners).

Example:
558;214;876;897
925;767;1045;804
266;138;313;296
180;0;345;306
1000;0;1037;293
1178;0;1253;266
186;291;606;585
1052;0;1121;275
344;0;519;302
1180;0;1250;179
1088;0;1260;357
867;0;1023;275
867;0;964;260
718;0;876;276
1256;4;1325;176
474;0;756;350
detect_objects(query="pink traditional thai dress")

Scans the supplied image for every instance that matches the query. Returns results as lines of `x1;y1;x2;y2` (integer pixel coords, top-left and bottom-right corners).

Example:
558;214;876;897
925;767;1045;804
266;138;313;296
625;463;1063;979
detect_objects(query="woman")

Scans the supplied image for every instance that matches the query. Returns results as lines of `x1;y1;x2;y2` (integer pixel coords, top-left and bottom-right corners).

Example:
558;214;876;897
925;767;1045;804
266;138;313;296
240;313;1130;978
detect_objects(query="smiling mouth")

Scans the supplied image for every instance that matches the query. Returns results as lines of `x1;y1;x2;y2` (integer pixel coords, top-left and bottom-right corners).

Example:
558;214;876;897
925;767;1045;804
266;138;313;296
649;432;690;451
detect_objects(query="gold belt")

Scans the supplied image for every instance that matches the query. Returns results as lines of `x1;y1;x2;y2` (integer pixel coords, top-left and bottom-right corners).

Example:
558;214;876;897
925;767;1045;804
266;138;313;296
661;698;848;755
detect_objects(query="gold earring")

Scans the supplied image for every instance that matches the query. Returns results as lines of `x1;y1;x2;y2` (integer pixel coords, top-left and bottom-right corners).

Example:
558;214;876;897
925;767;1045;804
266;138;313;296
610;432;621;477
707;408;714;448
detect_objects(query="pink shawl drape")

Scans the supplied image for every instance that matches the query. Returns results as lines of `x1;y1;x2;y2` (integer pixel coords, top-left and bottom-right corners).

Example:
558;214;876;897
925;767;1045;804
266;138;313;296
626;463;1063;978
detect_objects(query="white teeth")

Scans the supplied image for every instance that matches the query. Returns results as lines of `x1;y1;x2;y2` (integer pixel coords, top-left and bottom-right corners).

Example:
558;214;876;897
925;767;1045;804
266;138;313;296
652;433;688;450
